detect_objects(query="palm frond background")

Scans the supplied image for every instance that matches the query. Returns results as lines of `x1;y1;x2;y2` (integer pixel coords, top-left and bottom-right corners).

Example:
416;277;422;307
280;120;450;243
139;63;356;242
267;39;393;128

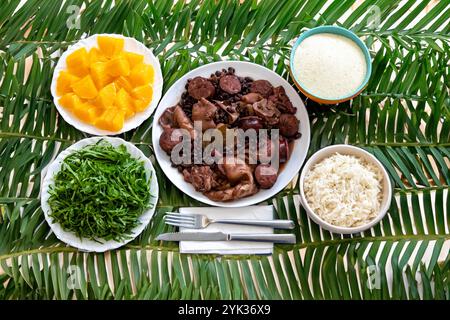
0;0;449;299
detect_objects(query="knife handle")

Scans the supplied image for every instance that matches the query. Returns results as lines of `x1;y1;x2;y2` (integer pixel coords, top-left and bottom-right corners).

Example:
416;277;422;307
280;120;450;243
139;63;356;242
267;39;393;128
213;219;295;230
229;233;296;244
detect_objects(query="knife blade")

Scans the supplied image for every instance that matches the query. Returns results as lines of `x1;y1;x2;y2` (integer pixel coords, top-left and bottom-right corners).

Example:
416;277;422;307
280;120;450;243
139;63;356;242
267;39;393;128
156;232;296;244
156;232;228;241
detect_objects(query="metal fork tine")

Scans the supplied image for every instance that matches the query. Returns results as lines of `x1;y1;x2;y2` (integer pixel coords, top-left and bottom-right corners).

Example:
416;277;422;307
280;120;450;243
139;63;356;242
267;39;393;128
165;212;195;217
169;218;196;223
164;220;183;227
165;214;195;221
166;212;197;218
165;221;194;228
164;218;192;224
164;217;194;223
166;212;197;219
165;218;195;226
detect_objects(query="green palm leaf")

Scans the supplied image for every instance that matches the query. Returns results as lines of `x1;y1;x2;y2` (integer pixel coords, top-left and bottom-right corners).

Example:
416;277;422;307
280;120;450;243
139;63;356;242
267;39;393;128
0;0;449;299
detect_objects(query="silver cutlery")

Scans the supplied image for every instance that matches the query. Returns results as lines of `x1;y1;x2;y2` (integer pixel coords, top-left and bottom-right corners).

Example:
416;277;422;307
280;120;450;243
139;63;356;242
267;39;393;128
164;212;295;230
156;231;296;244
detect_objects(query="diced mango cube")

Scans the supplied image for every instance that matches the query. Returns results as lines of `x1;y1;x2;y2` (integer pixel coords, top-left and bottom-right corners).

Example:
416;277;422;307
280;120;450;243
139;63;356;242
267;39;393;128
95;108;115;128
66;48;90;77
72;102;99;124
89;106;105;118
90;62;112;89
114;76;133;93
112;111;125;131
115;88;135;118
131;85;153;104
72;75;98;99
95;108;125;132
59;93;82;110
95;83;116;108
97;36;124;58
56;71;79;96
72;96;85;110
128;63;154;86
133;99;149;112
106;56;130;77
89;47;108;64
122;52;144;69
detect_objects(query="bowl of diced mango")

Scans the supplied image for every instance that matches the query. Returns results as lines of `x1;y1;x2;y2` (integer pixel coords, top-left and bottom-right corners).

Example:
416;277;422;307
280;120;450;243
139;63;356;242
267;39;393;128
51;34;163;135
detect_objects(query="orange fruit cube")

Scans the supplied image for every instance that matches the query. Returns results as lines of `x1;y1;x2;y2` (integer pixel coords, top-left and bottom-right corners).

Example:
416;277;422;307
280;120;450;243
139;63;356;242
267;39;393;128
114;76;133;93
95;108;114;128
72;75;98;99
95;83;116;108
110;110;125;131
89;47;108;64
122;52;144;69
97;36;124;58
72;96;85;110
59;93;82;110
90;106;105;118
66;48;90;77
115;88;135;118
131;85;153;104
133;99;149;112
72;102;99;124
128;63;154;86
106;56;130;77
90;62;112;89
56;71;79;96
95;108;125;132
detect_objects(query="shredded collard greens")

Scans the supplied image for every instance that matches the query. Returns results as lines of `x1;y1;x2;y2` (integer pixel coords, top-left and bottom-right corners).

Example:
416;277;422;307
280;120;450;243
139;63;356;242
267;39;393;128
48;141;151;242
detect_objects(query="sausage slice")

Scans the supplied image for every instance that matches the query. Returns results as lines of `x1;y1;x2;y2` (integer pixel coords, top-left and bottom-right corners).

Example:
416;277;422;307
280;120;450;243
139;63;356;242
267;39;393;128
219;75;241;94
250;80;273;98
188;77;215;100
255;164;278;189
279;114;299;138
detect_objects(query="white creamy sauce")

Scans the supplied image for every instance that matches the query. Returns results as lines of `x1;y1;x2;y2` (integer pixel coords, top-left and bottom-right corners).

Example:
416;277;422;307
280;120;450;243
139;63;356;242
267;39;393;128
293;33;367;99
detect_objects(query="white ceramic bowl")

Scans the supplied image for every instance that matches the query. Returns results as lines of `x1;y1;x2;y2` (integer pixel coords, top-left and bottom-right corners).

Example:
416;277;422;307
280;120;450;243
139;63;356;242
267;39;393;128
152;61;311;207
41;137;159;252
50;33;163;135
299;144;392;234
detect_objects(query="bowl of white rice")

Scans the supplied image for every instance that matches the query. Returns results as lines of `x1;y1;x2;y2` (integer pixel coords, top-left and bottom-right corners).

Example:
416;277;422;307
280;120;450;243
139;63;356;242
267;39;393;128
290;26;372;104
299;145;392;234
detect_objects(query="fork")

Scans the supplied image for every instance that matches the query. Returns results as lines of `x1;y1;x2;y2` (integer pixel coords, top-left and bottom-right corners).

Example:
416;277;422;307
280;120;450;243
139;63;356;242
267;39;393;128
164;212;295;229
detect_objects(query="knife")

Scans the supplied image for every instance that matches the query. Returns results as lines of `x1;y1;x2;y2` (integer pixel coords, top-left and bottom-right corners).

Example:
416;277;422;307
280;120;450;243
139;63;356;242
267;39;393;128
156;232;296;244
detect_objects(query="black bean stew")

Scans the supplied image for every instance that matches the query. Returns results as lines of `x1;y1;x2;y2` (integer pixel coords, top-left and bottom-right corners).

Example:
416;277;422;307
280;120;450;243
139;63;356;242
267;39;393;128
159;67;301;202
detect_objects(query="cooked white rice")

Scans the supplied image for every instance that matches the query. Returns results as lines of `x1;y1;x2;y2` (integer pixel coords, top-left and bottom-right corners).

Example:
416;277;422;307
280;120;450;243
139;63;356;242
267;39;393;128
304;153;383;227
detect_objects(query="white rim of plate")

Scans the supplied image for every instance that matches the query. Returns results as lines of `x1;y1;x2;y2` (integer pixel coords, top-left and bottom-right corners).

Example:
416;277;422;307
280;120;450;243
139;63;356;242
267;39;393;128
50;33;163;135
151;60;311;207
40;137;159;252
